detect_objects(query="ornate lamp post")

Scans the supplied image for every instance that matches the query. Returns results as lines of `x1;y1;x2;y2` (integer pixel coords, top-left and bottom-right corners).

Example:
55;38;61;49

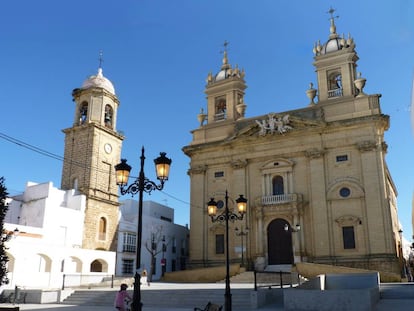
284;223;301;263
115;147;171;311
235;226;248;267
284;223;301;232
207;190;247;311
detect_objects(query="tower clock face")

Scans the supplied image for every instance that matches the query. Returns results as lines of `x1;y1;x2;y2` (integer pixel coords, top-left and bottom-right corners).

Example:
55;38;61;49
104;143;112;154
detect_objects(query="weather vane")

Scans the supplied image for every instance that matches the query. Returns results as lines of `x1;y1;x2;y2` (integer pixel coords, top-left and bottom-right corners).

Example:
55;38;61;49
327;6;339;21
220;40;229;55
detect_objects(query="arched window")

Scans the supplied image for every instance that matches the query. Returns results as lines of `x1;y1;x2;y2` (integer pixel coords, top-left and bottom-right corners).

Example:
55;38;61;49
214;97;227;121
98;217;107;240
79;102;88;124
104;105;113;128
90;260;103;272
328;71;343;98
73;178;78;191
272;175;284;195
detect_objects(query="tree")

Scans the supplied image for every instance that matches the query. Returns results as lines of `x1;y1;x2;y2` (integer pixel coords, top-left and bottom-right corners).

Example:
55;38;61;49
144;225;170;282
0;177;9;285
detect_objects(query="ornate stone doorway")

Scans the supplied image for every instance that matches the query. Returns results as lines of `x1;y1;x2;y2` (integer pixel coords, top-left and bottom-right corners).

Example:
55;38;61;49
267;218;293;265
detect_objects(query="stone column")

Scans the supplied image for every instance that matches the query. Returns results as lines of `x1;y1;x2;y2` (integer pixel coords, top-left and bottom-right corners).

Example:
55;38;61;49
305;148;331;258
188;165;207;263
357;141;391;253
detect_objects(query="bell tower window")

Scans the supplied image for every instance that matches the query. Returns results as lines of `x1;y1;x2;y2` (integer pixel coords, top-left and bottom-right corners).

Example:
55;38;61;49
214;97;227;121
328;71;343;98
79;102;88;124
98;217;107;241
104;105;113;128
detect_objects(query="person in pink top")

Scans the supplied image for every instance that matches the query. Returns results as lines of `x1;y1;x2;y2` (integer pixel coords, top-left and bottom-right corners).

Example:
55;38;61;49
114;283;132;311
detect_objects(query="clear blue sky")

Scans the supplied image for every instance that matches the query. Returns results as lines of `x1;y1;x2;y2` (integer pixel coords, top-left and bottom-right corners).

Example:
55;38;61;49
1;1;413;239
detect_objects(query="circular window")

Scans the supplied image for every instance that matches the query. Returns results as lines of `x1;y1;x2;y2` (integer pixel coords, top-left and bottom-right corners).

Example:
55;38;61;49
339;187;351;198
216;200;224;209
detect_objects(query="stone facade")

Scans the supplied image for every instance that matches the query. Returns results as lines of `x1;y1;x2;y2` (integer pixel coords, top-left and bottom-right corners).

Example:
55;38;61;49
183;15;401;274
61;67;123;251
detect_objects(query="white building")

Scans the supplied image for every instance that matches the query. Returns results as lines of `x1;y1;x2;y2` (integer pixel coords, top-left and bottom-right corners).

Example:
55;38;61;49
5;181;116;289
3;182;189;289
116;200;189;281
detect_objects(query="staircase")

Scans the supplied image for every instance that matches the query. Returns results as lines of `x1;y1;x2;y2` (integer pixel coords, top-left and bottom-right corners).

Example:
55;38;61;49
62;287;253;308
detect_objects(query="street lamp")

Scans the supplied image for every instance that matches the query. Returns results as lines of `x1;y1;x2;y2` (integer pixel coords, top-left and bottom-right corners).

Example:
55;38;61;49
235;226;248;267
115;146;171;311
284;223;301;263
207;190;247;311
284;223;301;232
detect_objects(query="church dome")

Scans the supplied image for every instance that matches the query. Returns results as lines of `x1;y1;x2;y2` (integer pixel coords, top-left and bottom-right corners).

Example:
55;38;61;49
82;68;115;95
321;37;342;54
215;68;231;81
213;50;244;82
205;42;245;85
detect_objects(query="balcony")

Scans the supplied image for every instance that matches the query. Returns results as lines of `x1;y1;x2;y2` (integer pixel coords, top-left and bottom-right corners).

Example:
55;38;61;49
328;88;343;98
261;193;299;205
214;112;226;121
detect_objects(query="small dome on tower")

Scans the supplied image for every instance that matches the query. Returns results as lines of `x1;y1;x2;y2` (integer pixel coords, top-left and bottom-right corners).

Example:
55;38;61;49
207;41;245;84
322;37;342;54
313;8;355;56
214;49;232;81
82;68;115;95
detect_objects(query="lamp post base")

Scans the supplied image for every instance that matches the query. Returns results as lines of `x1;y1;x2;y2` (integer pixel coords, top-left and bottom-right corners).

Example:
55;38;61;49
131;271;142;311
224;291;232;311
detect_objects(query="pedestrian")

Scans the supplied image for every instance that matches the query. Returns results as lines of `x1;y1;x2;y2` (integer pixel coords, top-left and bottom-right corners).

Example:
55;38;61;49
142;269;150;286
114;283;132;311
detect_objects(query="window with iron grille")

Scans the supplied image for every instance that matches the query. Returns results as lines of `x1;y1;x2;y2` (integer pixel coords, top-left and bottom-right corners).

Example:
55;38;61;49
123;232;136;253
122;259;134;274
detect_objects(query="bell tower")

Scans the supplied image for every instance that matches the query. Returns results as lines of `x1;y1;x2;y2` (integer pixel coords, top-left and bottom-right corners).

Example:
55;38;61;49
204;41;247;124
312;8;359;102
61;61;123;251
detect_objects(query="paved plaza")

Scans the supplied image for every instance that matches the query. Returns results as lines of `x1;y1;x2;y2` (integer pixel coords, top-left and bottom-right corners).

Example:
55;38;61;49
1;282;413;310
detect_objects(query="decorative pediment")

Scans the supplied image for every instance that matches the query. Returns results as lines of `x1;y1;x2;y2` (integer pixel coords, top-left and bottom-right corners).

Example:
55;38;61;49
227;110;326;140
335;215;362;226
327;177;364;200
261;158;295;172
209;223;225;233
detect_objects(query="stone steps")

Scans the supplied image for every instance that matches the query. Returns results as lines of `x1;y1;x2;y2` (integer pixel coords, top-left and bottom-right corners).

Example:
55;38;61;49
62;287;253;308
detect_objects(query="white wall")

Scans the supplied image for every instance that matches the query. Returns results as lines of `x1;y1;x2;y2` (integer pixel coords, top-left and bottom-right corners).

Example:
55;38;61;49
4;181;116;289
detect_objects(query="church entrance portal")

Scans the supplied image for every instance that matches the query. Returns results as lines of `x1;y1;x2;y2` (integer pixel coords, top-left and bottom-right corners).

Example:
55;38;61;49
267;219;293;265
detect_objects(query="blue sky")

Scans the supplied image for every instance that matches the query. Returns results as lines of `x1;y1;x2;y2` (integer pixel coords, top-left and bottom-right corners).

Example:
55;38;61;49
1;1;413;239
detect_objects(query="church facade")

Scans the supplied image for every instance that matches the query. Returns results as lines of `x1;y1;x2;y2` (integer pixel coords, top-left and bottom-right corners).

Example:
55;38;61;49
183;15;402;274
